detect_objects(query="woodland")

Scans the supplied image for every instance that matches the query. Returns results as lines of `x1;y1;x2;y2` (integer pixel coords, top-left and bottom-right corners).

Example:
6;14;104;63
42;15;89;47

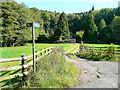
1;1;120;47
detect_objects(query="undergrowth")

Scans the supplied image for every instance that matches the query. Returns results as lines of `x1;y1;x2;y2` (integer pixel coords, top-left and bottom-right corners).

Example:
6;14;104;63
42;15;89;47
22;47;80;88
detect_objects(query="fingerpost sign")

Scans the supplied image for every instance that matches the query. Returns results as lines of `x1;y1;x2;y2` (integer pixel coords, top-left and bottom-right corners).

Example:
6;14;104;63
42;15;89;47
26;22;40;73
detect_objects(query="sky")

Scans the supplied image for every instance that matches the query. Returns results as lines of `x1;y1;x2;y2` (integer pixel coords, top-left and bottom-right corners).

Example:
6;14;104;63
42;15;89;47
16;0;119;14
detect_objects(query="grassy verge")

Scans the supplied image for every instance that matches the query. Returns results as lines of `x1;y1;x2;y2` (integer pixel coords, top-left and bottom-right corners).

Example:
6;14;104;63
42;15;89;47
21;47;80;88
67;54;79;60
76;43;120;62
66;45;79;60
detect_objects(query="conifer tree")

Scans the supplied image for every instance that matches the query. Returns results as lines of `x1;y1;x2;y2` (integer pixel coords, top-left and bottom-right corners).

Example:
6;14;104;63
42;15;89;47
98;18;107;42
98;18;106;31
83;13;98;42
54;12;70;40
92;6;94;11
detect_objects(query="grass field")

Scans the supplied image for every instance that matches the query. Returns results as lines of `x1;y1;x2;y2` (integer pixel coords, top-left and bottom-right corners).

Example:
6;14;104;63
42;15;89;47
1;43;78;68
0;43;77;59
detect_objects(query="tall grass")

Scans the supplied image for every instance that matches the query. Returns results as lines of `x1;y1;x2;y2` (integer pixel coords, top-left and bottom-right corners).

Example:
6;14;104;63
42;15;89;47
22;47;80;88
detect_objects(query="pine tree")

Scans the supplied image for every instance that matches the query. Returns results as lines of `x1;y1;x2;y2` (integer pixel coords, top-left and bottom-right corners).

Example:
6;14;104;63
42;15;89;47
111;16;120;43
98;18;106;31
83;13;98;42
92;6;94;11
98;18;106;42
54;12;70;40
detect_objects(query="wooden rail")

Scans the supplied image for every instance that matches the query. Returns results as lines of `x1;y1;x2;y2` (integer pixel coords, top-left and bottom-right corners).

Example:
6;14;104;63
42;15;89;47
79;46;120;54
0;71;29;82
0;47;53;63
0;47;54;83
79;45;120;58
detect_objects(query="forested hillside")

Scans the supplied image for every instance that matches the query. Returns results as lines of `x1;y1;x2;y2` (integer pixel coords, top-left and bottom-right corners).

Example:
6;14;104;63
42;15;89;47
1;1;120;47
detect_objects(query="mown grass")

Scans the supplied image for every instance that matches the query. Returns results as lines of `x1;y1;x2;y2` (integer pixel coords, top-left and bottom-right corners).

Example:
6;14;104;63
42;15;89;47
66;45;80;60
21;47;80;88
67;54;79;60
0;43;76;59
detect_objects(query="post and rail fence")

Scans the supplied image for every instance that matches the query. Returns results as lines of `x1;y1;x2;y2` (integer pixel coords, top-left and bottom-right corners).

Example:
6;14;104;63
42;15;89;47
0;47;54;88
79;45;120;58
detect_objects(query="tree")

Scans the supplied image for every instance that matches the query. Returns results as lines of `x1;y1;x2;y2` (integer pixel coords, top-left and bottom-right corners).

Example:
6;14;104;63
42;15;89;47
1;2;39;46
92;6;94;11
95;8;114;25
68;14;81;38
111;16;120;43
76;31;84;43
98;18;106;31
54;12;70;41
83;13;98;42
98;18;107;42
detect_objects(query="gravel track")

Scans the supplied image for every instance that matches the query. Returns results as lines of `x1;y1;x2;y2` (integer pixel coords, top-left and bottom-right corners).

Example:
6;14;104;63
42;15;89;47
65;56;119;88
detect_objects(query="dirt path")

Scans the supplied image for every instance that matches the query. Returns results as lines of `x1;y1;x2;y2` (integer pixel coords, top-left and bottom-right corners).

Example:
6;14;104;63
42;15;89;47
65;55;119;88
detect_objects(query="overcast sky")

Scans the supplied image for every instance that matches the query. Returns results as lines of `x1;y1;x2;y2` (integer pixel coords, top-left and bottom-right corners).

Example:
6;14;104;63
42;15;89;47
16;0;119;14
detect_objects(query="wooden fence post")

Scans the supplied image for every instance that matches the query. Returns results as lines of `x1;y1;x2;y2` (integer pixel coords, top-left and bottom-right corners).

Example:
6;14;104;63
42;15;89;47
40;52;42;56
35;51;38;59
44;50;46;54
21;54;26;81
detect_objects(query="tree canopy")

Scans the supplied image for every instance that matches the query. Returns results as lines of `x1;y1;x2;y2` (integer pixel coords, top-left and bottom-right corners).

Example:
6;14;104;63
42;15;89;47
1;2;120;47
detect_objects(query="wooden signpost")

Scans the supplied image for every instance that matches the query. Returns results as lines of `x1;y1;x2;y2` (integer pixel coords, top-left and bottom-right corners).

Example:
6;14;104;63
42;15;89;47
26;22;40;73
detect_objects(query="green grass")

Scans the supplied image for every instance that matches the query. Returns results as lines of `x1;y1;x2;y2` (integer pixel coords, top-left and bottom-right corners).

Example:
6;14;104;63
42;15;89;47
77;43;120;62
67;54;79;60
16;47;80;88
0;43;77;68
66;45;80;60
0;43;76;59
67;45;79;53
0;43;79;88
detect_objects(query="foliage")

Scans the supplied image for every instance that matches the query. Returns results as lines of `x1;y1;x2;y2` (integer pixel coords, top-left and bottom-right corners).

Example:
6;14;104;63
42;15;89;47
1;2;39;47
83;13;98;42
1;2;120;46
76;30;84;42
98;18;106;31
54;12;70;41
111;16;120;43
24;47;79;88
98;18;106;42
